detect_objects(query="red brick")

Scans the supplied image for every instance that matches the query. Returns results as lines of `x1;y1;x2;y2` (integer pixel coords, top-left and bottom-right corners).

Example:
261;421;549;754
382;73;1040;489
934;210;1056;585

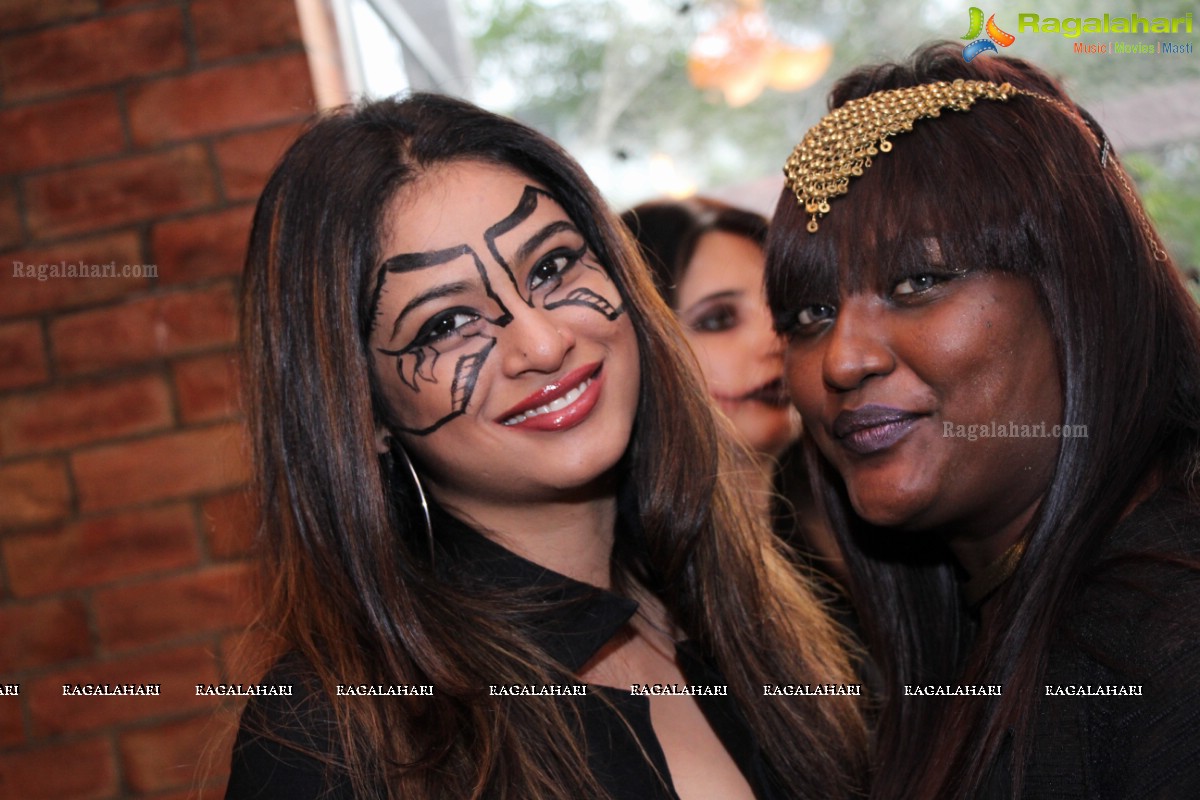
0;93;124;175
146;785;227;800
0;373;173;457
0;699;23;748
0;597;91;672
0;320;48;391
214;122;303;201
95;562;254;650
3;504;199;597
0;182;20;250
150;206;252;285
26;645;220;736
71;422;249;512
0;458;71;530
0;0;99;33
50;283;236;375
25;144;218;239
128;54;313;147
0;8;186;101
0;736;117;800
173;351;239;424
202;489;255;558
120;713;237;793
0;231;148;319
192;0;302;62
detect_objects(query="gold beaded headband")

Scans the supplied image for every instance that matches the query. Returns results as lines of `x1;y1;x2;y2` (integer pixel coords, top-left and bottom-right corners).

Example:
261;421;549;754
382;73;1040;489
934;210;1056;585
781;77;1166;261
784;79;1048;234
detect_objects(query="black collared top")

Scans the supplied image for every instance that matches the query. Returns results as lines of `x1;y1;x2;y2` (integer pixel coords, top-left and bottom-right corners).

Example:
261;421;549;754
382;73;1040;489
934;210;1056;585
224;504;788;799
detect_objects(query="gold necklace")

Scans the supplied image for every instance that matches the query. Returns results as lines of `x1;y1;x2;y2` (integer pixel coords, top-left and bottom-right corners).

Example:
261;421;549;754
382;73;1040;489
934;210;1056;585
962;539;1026;607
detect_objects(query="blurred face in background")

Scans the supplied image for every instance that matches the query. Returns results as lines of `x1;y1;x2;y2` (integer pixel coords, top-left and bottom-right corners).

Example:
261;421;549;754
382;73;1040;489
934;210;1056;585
674;230;801;460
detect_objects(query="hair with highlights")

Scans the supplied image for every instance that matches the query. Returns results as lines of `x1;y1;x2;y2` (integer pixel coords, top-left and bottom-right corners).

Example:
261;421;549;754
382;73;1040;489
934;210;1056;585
241;93;867;799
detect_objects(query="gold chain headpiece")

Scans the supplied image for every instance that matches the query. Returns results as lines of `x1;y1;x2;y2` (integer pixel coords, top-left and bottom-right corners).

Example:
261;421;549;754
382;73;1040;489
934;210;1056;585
784;79;1033;233
781;77;1167;261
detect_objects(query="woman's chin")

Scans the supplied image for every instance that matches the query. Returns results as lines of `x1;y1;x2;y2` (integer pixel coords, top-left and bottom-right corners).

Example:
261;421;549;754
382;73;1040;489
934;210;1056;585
847;488;932;530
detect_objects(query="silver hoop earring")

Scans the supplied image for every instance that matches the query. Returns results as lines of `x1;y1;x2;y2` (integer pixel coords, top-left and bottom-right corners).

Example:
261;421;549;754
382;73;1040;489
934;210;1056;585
395;443;434;561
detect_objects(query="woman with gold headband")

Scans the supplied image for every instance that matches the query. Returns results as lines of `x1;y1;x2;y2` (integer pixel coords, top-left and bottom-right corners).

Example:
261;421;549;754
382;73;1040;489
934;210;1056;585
766;42;1200;798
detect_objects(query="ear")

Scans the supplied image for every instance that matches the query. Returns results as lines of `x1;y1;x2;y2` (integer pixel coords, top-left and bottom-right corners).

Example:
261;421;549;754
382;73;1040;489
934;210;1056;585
374;425;392;455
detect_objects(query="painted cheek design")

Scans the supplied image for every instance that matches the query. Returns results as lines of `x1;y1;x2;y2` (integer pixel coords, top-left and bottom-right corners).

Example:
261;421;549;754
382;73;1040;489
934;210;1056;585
543;265;623;320
486;187;625;323
373;247;513;437
378;328;498;436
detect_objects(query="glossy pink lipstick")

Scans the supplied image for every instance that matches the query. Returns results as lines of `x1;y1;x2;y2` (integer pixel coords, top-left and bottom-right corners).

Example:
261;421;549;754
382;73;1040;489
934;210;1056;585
496;362;603;432
833;404;922;455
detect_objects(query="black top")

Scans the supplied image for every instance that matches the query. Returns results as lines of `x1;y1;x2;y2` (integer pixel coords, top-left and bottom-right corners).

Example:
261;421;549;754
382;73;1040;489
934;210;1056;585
982;488;1200;798
224;505;787;799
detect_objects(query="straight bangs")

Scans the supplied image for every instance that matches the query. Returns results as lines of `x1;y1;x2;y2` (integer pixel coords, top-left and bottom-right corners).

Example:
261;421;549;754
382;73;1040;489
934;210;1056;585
768;92;1113;336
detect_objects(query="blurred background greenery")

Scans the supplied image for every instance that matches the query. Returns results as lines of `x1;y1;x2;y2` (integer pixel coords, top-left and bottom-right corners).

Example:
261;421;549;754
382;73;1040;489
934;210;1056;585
343;0;1200;293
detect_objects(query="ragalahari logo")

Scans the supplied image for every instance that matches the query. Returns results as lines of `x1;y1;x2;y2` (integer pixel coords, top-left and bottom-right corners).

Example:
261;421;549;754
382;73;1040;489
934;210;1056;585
961;7;1015;61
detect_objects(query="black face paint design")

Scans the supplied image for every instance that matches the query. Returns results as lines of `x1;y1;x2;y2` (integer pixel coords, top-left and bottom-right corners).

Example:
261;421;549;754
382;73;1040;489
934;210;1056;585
486;187;625;321
372;186;626;437
373;246;511;436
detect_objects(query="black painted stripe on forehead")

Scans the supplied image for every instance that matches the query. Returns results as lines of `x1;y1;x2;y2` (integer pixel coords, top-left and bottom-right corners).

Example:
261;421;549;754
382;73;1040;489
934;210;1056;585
485;185;555;303
367;185;552;333
382;244;473;275
484;185;552;244
369;244;473;331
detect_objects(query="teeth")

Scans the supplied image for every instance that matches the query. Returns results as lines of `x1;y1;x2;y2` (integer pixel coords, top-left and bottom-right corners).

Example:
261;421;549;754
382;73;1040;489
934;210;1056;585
503;378;591;426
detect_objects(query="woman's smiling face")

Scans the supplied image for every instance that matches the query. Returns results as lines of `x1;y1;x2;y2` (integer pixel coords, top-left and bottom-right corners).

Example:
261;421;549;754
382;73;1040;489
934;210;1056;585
780;262;1063;561
368;161;641;509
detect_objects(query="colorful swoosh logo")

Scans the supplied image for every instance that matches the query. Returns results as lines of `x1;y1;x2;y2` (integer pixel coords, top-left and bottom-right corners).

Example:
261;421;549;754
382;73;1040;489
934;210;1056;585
962;7;1015;62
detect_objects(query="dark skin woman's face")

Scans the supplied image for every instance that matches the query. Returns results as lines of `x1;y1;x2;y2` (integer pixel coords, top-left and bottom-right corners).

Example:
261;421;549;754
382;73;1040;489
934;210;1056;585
783;265;1063;574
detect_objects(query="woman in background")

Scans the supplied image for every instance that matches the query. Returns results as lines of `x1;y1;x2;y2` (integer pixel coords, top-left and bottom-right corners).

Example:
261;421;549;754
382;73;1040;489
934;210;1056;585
767;42;1200;798
621;198;838;573
226;93;866;799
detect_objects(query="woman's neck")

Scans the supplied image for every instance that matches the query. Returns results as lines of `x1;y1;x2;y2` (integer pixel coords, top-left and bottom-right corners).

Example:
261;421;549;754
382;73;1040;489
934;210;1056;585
433;486;619;589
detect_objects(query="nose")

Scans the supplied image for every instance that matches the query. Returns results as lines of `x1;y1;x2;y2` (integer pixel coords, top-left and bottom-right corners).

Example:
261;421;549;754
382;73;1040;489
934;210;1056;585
499;305;576;377
821;296;894;392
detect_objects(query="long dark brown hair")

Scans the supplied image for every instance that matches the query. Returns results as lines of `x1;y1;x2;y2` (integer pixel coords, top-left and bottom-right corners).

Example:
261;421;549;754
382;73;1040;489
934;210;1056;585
765;43;1200;799
241;93;867;799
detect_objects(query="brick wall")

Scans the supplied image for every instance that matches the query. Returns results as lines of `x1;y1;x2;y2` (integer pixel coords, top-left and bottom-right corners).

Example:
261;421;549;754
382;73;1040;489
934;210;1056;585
0;1;315;797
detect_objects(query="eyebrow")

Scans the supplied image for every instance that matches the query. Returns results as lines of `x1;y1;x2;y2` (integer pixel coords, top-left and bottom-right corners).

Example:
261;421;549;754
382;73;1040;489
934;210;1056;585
513;220;579;266
388;280;473;342
370;244;472;331
686;290;741;307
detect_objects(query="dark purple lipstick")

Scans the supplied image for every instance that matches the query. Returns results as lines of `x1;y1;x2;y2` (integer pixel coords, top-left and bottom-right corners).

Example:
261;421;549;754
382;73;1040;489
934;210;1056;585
832;404;922;455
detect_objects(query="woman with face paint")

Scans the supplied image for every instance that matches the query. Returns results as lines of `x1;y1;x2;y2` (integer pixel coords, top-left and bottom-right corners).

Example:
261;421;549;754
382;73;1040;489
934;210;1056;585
766;43;1200;799
225;94;867;800
620;198;841;577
